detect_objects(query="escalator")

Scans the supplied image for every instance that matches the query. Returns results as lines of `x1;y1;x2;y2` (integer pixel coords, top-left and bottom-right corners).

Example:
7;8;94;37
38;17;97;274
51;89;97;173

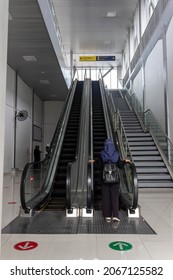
92;81;107;209
90;82;138;214
43;81;83;210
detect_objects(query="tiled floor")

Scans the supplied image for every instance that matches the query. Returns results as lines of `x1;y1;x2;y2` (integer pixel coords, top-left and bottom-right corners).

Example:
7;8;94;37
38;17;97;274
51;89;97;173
1;171;173;260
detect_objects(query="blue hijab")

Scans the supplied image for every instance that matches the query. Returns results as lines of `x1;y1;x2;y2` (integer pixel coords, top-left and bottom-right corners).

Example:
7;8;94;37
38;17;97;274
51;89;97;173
100;138;119;163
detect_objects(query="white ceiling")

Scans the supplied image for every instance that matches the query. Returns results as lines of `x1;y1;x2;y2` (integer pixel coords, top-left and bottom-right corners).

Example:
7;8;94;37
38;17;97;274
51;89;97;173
8;0;138;101
52;0;138;68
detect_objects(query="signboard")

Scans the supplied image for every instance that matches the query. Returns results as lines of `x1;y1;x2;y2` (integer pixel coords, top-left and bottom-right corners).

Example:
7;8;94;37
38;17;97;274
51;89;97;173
14;241;38;251
80;56;115;61
80;56;96;61
97;56;115;61
109;241;133;251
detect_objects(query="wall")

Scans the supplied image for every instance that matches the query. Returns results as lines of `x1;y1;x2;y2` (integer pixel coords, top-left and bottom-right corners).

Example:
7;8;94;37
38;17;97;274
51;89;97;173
4;65;44;172
132;68;143;108
4;66;15;172
166;16;173;144
0;0;9;229
144;40;165;132
43;101;64;149
15;76;33;169
33;93;44;161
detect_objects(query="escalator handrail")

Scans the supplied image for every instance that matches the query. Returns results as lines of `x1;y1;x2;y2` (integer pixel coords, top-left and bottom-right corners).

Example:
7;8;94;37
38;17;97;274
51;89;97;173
126;162;138;210
20;79;78;213
87;80;94;209
99;78;138;211
66;79;91;210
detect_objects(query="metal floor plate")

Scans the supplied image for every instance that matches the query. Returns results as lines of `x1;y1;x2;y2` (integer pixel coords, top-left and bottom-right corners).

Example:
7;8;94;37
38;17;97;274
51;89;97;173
1;210;156;235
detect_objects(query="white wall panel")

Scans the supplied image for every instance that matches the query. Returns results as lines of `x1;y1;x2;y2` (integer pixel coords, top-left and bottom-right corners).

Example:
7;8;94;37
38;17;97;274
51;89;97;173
44;101;64;148
166;16;173;144
4;66;15;172
145;40;165;132
132;68;143;108
15;77;33;169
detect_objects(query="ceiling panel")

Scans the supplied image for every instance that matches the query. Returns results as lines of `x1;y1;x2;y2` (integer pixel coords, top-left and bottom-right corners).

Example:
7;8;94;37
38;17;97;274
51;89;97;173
8;0;68;101
52;0;138;67
8;0;138;100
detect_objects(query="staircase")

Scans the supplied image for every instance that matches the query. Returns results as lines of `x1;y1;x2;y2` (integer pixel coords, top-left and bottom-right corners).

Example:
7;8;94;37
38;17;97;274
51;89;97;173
112;91;173;188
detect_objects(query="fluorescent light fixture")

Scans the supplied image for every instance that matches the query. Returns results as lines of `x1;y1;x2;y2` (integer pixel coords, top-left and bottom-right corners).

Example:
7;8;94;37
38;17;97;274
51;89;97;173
107;11;116;17
23;55;37;62
40;80;50;84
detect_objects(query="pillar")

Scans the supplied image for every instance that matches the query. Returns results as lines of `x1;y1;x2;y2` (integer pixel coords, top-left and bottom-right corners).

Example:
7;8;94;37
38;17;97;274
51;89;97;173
0;0;9;229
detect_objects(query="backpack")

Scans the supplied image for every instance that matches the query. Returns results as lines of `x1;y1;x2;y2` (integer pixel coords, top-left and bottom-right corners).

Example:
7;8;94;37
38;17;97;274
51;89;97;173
103;162;120;184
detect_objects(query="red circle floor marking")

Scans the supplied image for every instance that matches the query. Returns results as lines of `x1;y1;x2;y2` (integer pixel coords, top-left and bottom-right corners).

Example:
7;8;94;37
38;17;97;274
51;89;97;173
14;241;38;251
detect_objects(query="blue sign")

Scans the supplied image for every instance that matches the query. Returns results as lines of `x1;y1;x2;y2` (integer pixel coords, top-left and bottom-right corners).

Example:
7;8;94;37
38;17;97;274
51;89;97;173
96;56;115;61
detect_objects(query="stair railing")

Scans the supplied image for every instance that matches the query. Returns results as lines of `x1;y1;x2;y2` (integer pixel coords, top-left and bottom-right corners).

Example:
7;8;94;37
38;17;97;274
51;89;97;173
124;90;173;178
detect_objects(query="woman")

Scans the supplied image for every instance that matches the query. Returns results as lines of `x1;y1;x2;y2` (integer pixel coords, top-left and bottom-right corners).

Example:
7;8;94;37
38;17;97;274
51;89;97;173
90;138;130;223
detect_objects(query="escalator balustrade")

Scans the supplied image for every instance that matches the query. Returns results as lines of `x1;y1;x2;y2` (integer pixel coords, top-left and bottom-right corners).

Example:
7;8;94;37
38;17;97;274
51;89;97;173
92;81;107;209
43;81;83;210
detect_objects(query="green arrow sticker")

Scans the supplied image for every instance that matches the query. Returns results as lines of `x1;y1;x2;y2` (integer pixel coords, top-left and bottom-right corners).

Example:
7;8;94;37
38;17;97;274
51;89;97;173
109;241;133;251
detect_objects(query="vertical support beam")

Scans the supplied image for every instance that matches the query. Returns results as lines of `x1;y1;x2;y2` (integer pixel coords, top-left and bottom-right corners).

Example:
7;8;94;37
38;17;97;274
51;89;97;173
31;90;34;162
13;71;18;169
0;0;9;230
162;25;168;135
70;50;73;82
141;60;146;112
138;0;142;40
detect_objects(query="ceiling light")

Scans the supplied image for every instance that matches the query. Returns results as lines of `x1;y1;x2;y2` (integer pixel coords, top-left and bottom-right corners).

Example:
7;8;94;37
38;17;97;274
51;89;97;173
107;11;116;18
40;80;50;84
23;55;37;62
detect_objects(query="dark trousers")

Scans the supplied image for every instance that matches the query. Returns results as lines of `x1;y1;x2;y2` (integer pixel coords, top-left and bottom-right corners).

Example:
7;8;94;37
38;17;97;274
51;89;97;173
101;183;120;218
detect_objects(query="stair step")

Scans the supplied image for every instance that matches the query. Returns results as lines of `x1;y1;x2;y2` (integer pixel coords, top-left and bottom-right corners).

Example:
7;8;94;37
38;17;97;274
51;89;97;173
126;133;151;137
138;174;171;180
138;181;173;187
136;167;168;173
133;156;162;161
131;151;159;155
135;161;165;166
129;141;155;146
130;146;157;150
127;137;153;141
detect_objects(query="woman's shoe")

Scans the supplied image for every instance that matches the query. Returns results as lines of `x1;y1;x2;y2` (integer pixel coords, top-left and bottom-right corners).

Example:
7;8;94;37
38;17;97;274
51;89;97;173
105;217;111;223
112;217;120;222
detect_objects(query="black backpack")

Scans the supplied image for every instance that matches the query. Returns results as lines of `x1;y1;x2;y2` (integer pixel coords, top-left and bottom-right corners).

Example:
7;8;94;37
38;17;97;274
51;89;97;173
103;162;120;184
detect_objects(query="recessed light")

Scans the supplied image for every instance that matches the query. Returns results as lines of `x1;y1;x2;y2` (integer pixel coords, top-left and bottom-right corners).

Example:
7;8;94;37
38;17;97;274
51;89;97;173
107;11;116;18
41;71;45;74
23;55;37;62
40;80;50;84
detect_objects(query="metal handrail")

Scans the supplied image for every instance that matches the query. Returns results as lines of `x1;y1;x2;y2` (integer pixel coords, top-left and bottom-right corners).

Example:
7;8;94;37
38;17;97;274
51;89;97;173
124;90;173;172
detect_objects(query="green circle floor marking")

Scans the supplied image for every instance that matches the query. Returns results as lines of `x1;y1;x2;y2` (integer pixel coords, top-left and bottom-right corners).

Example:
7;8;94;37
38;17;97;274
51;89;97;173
109;241;133;251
